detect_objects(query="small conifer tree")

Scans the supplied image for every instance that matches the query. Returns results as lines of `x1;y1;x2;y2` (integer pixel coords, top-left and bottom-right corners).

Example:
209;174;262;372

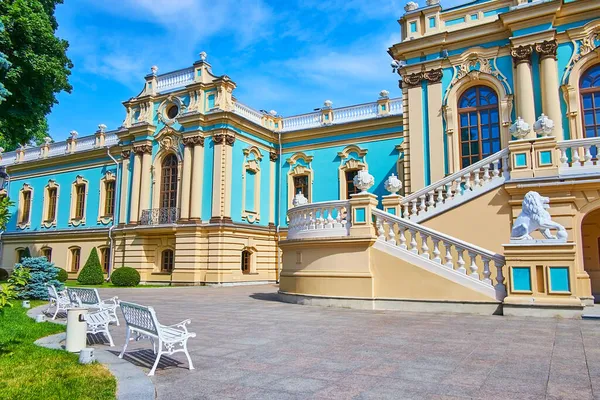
77;247;105;285
14;257;62;300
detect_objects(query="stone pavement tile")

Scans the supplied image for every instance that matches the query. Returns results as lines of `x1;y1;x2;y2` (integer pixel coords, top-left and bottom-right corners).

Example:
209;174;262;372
481;374;547;396
442;370;490;387
234;372;286;389
190;346;241;357
268;376;331;394
354;362;402;377
392;366;451;382
548;372;592;387
546;382;594;400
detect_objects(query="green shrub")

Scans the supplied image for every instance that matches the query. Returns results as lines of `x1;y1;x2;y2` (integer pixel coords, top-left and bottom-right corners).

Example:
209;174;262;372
0;268;8;281
110;267;140;287
77;248;104;285
56;268;68;283
13;257;60;300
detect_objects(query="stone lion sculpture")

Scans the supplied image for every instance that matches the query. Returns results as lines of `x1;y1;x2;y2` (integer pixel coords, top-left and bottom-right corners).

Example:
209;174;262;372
510;191;568;241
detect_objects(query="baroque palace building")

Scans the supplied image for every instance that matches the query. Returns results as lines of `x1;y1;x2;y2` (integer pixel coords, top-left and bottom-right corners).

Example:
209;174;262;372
3;0;600;316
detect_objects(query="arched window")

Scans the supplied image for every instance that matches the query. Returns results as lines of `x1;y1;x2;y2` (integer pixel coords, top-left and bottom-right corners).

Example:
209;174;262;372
580;64;600;138
345;170;359;199
160;154;178;209
161;249;174;273
241;250;251;274
458;86;501;168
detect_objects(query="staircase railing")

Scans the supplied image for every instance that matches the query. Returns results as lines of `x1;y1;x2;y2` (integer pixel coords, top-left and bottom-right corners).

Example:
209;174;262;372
400;149;510;221
373;208;506;296
557;137;600;175
287;200;350;239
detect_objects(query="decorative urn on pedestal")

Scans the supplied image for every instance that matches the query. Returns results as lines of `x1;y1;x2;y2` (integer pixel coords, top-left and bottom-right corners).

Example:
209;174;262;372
509;117;530;140
533;114;554;137
353;170;375;194
384;173;402;195
292;192;308;207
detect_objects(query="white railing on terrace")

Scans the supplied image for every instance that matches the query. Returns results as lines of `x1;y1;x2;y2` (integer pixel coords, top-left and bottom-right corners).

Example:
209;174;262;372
400;149;510;222
558;137;600;176
156;68;195;92
332;103;378;124
76;135;97;151
287;200;350;240
389;98;402;114
281;112;322;131
47;142;68;157
373;209;506;299
105;133;119;146
233;102;264;125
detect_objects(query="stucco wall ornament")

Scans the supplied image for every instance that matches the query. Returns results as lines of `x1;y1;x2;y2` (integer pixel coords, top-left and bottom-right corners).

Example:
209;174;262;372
384;173;402;195
133;144;152;155
533;114;554;137
562;26;600;85
509;117;530;140
159;135;183;156
182;135;204;147
353;170;375;194
511;45;534;65
510;191;567;243
535;40;558;61
402;68;443;88
213;132;236;146
292;193;308;207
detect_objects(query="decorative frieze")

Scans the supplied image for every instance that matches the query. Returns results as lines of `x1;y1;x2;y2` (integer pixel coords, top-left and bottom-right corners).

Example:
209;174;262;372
121;150;131;159
535;40;558;61
133;144;152;155
269;151;279;162
423;68;443;83
212;132;235;146
401;68;443;88
511;45;534;65
182;135;205;147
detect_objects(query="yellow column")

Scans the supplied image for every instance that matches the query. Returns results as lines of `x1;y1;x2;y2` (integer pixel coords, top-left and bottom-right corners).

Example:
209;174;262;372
118;150;131;225
210;131;235;222
137;145;152;221
536;40;564;138
511;45;536;138
268;151;277;226
426;70;444;183
129;149;142;224
179;142;193;221
189;137;205;221
405;72;426;191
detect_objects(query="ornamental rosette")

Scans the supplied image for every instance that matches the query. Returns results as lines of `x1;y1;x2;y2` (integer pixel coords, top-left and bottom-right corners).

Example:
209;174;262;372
353;170;375;194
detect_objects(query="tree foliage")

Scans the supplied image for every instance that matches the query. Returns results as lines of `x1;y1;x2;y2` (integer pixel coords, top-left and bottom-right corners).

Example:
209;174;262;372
77;247;104;285
0;266;29;312
14;257;61;300
0;0;73;150
0;196;14;231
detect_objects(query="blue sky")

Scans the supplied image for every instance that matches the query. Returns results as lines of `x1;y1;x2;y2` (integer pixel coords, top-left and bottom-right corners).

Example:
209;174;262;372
47;0;463;141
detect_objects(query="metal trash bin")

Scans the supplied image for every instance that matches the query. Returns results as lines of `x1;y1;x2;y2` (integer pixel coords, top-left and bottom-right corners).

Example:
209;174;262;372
66;308;88;353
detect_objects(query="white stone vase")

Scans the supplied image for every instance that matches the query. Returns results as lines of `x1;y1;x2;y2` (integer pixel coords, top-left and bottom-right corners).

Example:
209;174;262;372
509;117;530;140
384;173;402;194
533;113;554;137
353;170;375;194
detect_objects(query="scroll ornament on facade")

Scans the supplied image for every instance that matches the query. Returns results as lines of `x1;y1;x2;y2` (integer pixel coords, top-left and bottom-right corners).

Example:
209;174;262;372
510;191;568;242
353;170;375;194
384;173;402;195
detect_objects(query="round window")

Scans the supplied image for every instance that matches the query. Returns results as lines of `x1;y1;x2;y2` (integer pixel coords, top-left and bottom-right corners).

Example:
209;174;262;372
166;104;179;119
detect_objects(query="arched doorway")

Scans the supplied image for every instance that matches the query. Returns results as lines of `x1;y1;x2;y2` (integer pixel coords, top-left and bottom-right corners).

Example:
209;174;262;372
581;207;600;301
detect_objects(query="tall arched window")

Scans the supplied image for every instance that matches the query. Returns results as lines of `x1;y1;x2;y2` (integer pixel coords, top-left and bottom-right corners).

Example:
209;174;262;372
458;86;501;168
580;64;600;138
160;154;178;209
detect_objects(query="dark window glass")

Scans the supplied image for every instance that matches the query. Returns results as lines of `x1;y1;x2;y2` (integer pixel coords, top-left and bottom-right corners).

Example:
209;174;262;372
167;105;179;119
71;248;81;272
241;250;251;274
104;181;115;217
457;86;501;168
42;248;52;262
75;185;86;219
580;65;600;139
293;175;309;198
160;154;178;209
161;249;174;273
47;188;57;221
345;170;359;199
101;247;110;273
21;191;31;223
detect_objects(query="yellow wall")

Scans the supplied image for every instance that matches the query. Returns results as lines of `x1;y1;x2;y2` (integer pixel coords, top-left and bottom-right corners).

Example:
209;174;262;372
582;208;600;296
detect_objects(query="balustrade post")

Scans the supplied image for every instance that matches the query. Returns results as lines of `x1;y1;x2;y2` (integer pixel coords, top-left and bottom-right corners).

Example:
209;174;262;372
494;259;506;296
348;193;378;238
457;248;466;274
482;258;492;285
468;252;479;279
382;194;403;217
432;239;441;263
399;226;407;249
421;234;430;259
444;242;453;268
387;222;396;245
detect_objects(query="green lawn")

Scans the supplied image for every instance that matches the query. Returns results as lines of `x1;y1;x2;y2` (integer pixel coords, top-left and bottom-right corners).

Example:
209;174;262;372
0;301;116;400
65;280;168;288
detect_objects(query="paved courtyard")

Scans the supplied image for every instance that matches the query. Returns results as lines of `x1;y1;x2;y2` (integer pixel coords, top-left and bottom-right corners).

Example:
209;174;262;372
95;285;600;400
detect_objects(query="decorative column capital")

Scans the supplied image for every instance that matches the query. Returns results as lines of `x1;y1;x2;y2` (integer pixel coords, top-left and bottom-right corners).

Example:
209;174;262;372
269;151;279;162
423;68;443;83
402;72;424;88
213;132;235;146
535;40;558;61
121;149;131;159
511;44;534;66
133;144;152;155
182;135;205;147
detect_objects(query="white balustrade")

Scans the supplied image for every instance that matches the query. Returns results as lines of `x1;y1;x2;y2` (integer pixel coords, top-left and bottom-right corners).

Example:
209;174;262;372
388;98;402;115
287;200;351;239
155;68;195;92
400;149;510;222
233;102;264;125
558;137;600;176
373;208;506;293
333;103;378;124
282;112;322;131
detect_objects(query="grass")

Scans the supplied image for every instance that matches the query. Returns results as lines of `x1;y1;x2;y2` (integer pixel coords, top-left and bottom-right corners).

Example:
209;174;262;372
64;280;168;288
0;301;117;400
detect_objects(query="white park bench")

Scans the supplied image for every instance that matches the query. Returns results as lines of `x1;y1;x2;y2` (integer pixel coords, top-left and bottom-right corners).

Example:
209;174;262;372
119;301;196;376
83;309;115;347
67;287;120;326
46;285;71;320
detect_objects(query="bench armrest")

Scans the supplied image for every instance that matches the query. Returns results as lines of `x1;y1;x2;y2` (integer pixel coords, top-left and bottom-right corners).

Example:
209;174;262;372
167;319;192;333
100;296;119;306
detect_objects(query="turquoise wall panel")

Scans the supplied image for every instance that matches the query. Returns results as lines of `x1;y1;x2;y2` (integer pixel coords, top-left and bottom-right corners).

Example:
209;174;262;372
512;267;532;292
201;139;215;221
549;267;570;292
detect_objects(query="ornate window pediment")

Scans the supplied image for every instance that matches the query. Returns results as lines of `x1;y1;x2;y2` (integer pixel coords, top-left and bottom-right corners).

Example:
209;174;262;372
337;145;368;160
286;152;313;166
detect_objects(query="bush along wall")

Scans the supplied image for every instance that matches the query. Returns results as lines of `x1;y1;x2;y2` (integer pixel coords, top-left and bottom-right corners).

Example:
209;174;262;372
15;257;62;300
77;248;105;285
110;267;140;287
